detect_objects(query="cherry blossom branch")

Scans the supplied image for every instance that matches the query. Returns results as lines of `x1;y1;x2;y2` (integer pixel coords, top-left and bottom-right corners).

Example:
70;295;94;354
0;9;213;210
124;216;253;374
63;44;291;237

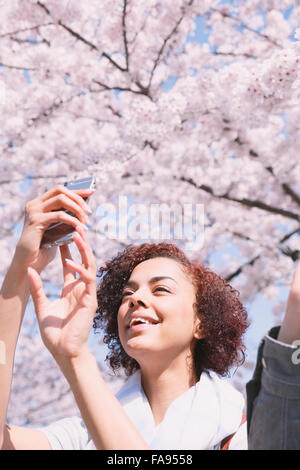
281;183;300;207
233;227;300;258
225;132;300;207
280;228;300;244
0;22;54;38
92;79;152;100
225;255;260;282
0;62;36;71
213;51;256;59
36;0;152;97
147;0;194;90
25;388;72;420
210;7;283;49
36;0;128;73
0;89;96;157
225;227;300;281
122;0;130;71
120;170;300;222
177;176;300;222
0;174;67;186
266;167;300;207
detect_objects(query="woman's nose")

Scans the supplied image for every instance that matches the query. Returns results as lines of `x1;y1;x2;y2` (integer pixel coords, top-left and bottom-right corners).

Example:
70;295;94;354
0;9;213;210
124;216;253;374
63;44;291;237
128;291;149;308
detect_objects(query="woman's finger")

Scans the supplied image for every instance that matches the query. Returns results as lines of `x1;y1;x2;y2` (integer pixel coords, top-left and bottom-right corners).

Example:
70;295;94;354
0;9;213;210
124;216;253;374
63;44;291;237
65;227;96;285
41;193;90;225
60;244;77;284
40;184;94;212
75;224;96;269
72;231;90;269
73;228;97;277
64;258;95;285
27;267;48;321
38;210;88;232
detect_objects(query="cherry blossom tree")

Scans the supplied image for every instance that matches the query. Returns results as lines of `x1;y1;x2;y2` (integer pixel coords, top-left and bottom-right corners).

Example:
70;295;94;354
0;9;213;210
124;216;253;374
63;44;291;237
0;0;299;425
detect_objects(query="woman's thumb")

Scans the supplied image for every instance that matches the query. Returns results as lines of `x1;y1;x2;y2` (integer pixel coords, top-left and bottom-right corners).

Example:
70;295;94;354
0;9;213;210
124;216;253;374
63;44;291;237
27;266;48;317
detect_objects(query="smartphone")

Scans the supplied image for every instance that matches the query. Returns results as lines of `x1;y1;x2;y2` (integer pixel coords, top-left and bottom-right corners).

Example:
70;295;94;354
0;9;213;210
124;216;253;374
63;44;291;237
40;176;96;249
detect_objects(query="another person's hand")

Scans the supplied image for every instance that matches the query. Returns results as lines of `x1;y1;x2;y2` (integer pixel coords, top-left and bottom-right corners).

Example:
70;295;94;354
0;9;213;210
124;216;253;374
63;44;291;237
14;185;93;274
27;225;97;361
278;261;300;345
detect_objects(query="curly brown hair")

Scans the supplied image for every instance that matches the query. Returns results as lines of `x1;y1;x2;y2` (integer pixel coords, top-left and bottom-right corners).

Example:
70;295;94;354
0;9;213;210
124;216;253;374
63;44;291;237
93;242;249;379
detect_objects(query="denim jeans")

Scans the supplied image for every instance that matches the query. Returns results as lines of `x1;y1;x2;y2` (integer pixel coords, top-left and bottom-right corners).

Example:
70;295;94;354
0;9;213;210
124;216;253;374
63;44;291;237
246;326;300;450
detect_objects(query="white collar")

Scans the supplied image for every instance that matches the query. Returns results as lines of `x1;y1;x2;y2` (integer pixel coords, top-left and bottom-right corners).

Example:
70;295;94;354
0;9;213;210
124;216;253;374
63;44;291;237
114;369;245;450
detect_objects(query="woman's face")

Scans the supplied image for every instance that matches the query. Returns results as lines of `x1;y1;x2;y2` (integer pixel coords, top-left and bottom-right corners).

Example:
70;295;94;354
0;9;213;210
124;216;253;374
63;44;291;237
117;257;203;366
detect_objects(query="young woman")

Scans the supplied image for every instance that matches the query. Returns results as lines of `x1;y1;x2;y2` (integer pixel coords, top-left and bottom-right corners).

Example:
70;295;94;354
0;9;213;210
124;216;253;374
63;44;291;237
0;185;299;449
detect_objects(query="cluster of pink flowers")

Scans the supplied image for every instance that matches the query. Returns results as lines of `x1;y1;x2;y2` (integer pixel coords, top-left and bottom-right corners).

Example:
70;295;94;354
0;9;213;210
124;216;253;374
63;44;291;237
0;0;298;424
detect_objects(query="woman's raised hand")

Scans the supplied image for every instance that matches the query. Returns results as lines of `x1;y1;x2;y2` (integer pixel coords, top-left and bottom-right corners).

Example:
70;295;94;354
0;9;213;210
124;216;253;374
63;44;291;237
27;224;98;361
14;185;93;274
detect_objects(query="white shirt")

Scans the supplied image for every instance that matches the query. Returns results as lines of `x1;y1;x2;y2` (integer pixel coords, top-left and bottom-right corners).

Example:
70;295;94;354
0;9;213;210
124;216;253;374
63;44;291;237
38;370;247;450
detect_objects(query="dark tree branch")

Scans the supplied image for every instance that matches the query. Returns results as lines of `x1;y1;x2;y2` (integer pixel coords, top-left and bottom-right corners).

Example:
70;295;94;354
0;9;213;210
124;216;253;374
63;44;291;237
104;104;122;118
120;170;299;222
210;7;283;49
225;255;260;282
92;79;152;100
36;0;51;16
36;0;128;73
225;227;300;281
280;227;300;244
213;51;256;59
10;36;51;47
264;167;300;207
122;0;130;71
0;22;54;38
57;20;98;51
0;174;68;186
147;0;194;90
0;62;36;71
222;131;300;208
178;176;300;222
282;183;300;207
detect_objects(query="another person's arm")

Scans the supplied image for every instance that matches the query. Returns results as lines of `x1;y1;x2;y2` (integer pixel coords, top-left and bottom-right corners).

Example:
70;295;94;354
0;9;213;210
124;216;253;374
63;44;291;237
0;185;92;450
277;262;300;345
247;262;300;450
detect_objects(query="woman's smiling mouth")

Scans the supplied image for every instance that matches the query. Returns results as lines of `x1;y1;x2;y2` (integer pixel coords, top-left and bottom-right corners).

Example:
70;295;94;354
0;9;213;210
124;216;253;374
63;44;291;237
128;316;161;331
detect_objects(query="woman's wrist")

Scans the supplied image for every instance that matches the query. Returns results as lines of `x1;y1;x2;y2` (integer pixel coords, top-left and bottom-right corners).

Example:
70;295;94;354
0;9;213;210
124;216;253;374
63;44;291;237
1;255;30;297
54;345;95;376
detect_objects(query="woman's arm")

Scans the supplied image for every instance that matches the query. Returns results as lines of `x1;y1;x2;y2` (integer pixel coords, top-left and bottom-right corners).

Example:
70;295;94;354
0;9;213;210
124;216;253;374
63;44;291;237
57;349;150;450
28;226;150;450
0;185;93;450
0;256;32;449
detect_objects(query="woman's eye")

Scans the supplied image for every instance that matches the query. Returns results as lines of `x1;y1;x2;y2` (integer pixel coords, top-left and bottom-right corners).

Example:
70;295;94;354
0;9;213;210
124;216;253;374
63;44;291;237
121;291;133;297
121;287;170;297
154;287;170;293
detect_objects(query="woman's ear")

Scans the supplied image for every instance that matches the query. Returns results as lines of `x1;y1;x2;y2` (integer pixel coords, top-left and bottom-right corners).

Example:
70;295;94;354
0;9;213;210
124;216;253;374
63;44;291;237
193;316;205;340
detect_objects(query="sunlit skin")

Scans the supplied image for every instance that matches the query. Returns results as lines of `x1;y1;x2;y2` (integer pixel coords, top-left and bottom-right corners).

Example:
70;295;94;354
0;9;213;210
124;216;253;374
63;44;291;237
117;257;204;425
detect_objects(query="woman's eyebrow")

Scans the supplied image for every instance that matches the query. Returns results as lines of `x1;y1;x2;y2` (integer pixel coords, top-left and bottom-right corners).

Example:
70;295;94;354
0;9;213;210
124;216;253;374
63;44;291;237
123;276;177;289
